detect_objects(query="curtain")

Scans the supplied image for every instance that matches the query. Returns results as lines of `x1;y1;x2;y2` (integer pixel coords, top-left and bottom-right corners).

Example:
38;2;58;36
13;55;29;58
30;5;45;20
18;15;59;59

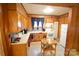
31;17;44;30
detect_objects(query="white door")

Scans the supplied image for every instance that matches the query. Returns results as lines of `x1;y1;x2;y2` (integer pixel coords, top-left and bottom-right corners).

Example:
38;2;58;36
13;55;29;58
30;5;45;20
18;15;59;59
60;24;68;47
56;24;68;56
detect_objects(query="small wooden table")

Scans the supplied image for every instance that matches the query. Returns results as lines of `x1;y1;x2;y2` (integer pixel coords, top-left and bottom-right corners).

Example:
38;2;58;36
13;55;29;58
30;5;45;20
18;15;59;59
41;39;57;56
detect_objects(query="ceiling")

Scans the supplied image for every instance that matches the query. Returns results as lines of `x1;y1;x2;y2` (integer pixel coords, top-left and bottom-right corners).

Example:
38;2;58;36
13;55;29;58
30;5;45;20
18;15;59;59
22;3;71;16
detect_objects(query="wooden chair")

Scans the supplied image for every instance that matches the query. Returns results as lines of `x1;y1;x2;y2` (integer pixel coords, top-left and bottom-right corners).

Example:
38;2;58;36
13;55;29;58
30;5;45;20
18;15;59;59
41;39;57;56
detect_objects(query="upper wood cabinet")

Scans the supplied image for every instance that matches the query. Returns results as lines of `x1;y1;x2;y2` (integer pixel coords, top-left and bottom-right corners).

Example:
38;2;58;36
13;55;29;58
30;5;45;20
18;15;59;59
58;14;68;24
3;3;30;33
8;11;18;33
44;16;58;23
45;16;53;23
17;13;29;31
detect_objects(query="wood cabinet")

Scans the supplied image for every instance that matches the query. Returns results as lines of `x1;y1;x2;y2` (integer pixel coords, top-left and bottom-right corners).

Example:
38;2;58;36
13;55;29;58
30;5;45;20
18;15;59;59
17;3;30;31
45;16;53;23
4;4;30;33
18;13;29;31
8;11;18;33
30;33;47;42
11;43;28;56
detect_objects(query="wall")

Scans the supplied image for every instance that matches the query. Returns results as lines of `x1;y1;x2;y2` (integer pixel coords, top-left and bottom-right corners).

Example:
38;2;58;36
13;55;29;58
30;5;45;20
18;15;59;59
29;14;58;29
1;3;17;55
0;4;11;56
58;13;69;38
0;4;5;56
45;16;58;23
75;7;79;52
65;6;79;55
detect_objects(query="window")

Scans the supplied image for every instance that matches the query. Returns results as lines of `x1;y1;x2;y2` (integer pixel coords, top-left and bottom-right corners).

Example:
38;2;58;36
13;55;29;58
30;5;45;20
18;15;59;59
38;21;42;30
31;17;44;30
34;21;37;28
39;21;42;27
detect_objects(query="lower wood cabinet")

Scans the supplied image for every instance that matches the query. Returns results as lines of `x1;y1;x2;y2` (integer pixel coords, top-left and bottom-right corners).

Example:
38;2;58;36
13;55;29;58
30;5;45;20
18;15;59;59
11;43;28;56
30;33;47;42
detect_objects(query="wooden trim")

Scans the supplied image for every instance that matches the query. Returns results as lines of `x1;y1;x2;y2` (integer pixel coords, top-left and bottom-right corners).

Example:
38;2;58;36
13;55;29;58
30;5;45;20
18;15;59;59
34;3;79;8
29;14;59;16
21;3;29;16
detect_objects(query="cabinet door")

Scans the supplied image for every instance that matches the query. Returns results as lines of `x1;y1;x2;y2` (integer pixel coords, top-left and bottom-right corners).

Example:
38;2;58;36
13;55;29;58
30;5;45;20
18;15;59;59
11;44;27;56
18;13;29;30
8;11;18;32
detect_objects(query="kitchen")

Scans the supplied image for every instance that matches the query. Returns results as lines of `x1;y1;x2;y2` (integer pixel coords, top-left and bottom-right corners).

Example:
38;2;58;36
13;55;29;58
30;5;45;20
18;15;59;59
1;3;78;56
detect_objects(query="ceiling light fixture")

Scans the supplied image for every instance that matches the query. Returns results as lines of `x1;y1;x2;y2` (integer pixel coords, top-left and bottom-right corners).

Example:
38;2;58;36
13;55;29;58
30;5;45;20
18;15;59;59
43;6;54;14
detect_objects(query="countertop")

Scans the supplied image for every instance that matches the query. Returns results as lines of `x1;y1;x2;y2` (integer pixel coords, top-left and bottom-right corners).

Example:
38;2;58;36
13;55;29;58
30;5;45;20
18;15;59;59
11;31;47;45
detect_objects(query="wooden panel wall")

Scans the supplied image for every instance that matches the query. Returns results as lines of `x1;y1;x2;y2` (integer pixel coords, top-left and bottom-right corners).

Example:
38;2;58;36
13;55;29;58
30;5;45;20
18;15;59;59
0;4;12;56
29;14;58;23
65;6;79;55
45;16;53;23
0;4;5;56
29;14;58;29
58;13;69;24
45;16;58;23
75;7;79;52
1;4;16;55
17;4;28;18
58;13;69;38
